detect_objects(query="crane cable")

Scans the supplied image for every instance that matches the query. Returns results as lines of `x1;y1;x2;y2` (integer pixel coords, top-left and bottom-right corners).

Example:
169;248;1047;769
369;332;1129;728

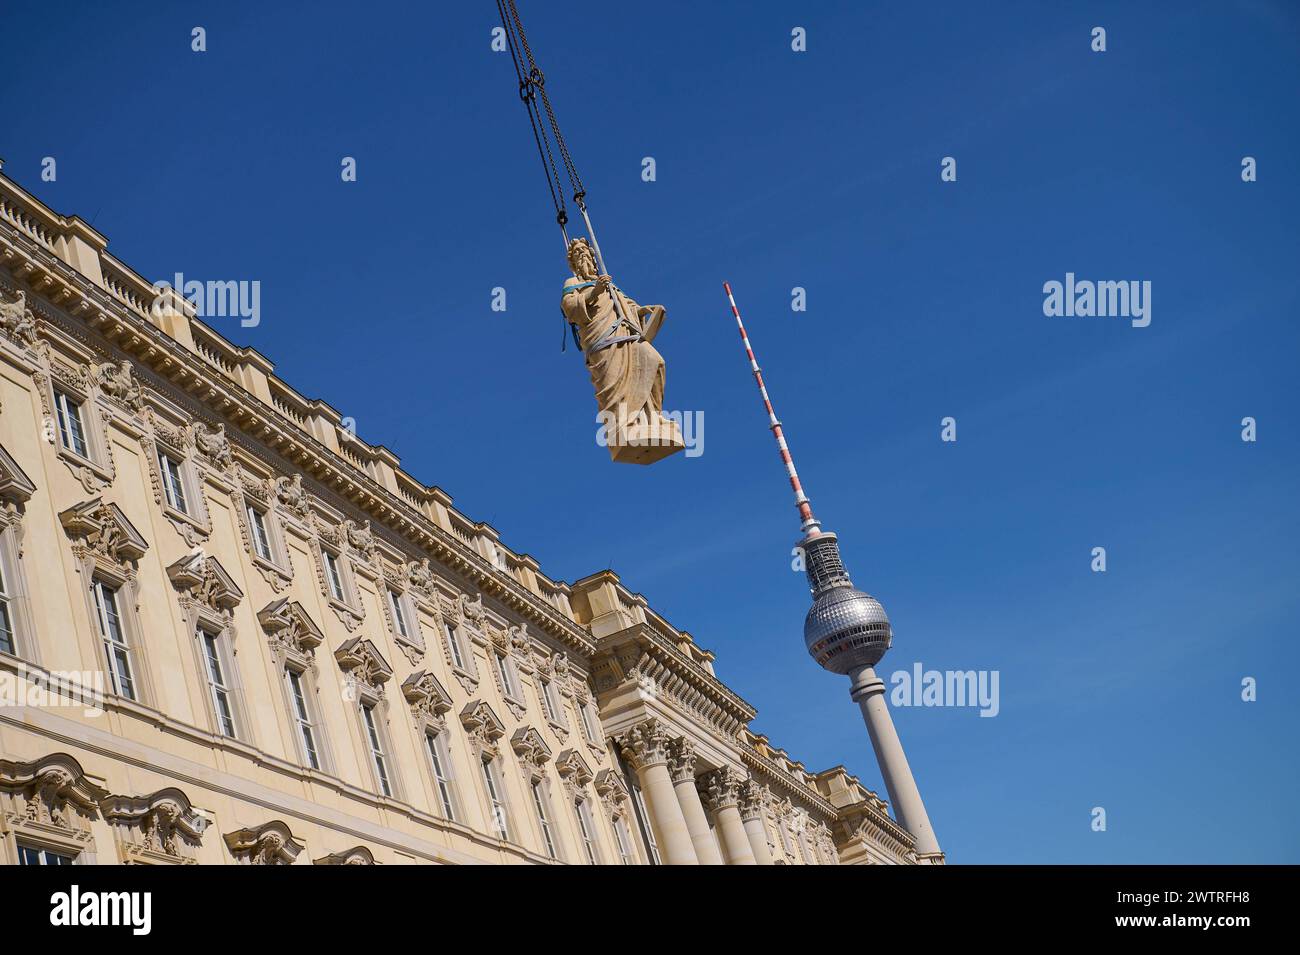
495;0;638;355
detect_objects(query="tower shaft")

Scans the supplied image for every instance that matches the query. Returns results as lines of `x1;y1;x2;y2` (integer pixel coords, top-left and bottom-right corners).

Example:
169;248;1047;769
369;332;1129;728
849;666;943;859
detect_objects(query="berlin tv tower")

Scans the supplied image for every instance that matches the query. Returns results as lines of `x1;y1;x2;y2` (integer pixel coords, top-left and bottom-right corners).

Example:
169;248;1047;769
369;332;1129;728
722;283;944;863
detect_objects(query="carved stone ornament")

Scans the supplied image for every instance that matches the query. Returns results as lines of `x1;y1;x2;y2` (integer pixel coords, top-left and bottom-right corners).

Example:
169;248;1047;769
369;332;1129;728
167;552;243;619
458;591;486;628
258;598;324;664
739;780;769;823
592;768;629;818
0;288;38;347
618;717;672;770
510;725;552;781
554;748;594;796
405;557;435;597
59;498;148;573
402;669;453;731
275;472;312;518
100;788;208;863
334;637;393;698
666;737;698;785
95;359;144;412
314;846;376;865
0;753;108;837
459;700;506;760
223;820;304;865
192;421;232;469
343;518;376;560
0;443;37;507
700;766;746;812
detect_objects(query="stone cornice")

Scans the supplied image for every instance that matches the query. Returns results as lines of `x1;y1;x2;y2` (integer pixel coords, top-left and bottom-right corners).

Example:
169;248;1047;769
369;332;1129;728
594;623;756;736
739;745;838;820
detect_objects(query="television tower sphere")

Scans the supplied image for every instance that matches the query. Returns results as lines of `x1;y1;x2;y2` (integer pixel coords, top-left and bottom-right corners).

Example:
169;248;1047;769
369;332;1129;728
800;531;893;674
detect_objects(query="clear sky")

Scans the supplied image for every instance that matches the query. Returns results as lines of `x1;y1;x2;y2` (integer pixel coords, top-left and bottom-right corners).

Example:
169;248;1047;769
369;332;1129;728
3;0;1297;863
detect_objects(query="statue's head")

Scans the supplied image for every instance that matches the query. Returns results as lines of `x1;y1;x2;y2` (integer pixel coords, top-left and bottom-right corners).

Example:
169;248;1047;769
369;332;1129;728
567;238;597;280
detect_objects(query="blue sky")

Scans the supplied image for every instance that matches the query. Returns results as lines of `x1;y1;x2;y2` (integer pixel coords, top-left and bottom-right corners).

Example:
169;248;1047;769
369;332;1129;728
3;0;1297;863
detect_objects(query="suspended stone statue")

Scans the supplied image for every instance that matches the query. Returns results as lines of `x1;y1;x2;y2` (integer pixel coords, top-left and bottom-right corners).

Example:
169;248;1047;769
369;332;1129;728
561;238;685;464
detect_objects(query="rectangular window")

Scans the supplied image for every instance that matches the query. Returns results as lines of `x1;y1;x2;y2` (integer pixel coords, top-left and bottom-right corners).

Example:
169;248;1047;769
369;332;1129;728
323;551;345;600
579;701;599;742
496;654;517;698
445;623;465;670
388;589;409;638
576;799;599;865
425;731;456;821
54;390;88;458
613;817;636;865
531;780;557;859
199;627;236;737
17;844;75;865
287;669;320;769
362;703;392;796
542;680;563;724
158;450;188;513
481;760;509;840
247;504;273;561
0;555;15;656
92;579;134;700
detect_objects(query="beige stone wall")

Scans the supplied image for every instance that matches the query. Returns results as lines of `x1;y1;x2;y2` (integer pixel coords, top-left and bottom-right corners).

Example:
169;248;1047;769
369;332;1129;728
0;170;913;865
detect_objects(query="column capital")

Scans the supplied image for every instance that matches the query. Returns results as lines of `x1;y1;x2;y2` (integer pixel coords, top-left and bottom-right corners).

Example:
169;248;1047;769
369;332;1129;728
700;766;746;811
665;737;698;784
619;717;671;770
738;780;769;822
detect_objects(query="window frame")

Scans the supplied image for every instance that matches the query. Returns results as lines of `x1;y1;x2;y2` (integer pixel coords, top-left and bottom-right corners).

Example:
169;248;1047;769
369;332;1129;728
530;778;558;860
286;666;322;770
197;623;239;739
91;576;138;702
480;757;511;841
424;728;459;822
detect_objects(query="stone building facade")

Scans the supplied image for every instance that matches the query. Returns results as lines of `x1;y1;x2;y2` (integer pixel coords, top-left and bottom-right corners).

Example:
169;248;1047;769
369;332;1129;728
0;166;919;865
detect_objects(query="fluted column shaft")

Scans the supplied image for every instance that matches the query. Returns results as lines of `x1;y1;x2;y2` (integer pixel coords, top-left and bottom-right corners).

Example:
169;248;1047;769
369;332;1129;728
667;739;724;865
620;720;698;865
701;768;756;865
739;781;775;865
849;665;942;859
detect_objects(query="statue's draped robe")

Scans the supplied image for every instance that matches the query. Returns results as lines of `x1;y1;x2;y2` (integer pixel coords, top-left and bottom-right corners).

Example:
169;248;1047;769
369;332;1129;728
561;278;667;428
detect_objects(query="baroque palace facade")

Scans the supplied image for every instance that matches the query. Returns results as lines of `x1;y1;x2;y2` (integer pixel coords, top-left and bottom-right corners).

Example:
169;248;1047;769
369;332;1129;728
0;166;918;865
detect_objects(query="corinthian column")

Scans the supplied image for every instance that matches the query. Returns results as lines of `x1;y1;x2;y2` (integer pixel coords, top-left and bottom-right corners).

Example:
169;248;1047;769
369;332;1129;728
619;719;699;865
701;768;757;865
738;781;775;865
666;738;724;865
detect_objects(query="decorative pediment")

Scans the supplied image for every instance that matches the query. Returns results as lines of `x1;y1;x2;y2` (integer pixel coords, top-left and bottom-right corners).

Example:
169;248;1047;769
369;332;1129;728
314;845;376;865
0;444;36;505
554;748;594;793
224;819;304;865
459;699;506;758
593;768;630;818
0;752;108;835
100;787;207;863
402;670;453;724
510;725;552;778
59;498;148;566
258;598;324;661
334;637;393;695
167;553;243;614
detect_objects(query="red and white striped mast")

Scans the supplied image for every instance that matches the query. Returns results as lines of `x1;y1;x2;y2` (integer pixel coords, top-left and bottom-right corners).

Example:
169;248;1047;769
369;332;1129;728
722;281;822;538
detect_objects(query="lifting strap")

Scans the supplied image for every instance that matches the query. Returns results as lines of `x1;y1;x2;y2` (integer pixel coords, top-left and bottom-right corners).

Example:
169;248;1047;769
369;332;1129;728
497;0;641;357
